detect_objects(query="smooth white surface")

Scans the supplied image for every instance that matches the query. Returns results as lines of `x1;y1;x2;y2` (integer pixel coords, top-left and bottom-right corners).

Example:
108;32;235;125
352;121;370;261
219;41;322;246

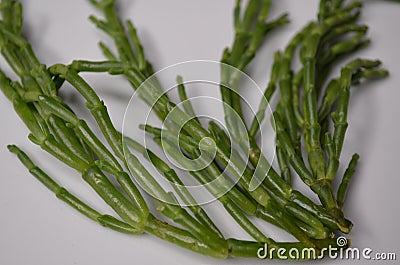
0;1;399;264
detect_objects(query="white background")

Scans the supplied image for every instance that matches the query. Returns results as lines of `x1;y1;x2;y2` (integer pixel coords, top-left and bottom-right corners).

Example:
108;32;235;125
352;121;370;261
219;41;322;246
0;0;399;264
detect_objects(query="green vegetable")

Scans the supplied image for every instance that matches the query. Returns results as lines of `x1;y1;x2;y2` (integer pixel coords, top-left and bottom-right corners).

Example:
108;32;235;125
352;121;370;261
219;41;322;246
0;0;392;260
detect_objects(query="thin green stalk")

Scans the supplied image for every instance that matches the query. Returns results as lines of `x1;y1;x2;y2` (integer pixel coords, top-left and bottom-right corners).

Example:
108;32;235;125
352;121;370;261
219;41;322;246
249;51;281;138
8;145;141;234
318;68;388;122
176;75;199;123
337;154;359;208
98;42;117;60
277;22;314;148
276;142;291;184
292;70;304;127
333;59;382;157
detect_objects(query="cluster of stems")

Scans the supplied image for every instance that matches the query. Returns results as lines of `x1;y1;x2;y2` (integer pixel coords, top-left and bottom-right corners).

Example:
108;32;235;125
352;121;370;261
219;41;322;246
0;0;389;260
